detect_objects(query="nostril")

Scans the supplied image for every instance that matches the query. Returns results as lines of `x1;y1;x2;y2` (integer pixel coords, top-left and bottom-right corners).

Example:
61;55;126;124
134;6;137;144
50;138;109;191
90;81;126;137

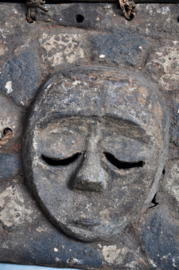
72;178;105;192
71;172;106;192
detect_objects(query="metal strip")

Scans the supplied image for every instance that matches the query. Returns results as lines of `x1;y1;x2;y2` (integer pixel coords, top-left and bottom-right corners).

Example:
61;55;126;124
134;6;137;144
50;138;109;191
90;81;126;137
1;0;179;3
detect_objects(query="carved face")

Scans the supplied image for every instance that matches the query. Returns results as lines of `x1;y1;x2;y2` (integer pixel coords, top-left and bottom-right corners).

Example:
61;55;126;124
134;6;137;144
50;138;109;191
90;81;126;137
22;67;169;241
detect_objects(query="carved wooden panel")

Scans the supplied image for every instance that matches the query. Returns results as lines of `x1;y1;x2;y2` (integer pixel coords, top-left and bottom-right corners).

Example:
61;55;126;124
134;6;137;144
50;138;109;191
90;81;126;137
0;2;179;269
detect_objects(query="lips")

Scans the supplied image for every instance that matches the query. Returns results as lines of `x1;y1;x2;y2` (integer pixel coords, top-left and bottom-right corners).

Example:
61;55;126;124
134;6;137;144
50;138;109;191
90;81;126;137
72;218;101;227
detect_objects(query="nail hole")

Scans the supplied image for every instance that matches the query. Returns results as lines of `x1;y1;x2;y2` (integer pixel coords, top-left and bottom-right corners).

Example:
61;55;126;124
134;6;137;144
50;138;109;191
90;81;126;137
104;152;145;170
41;153;81;166
75;14;84;23
177;16;179;22
3;127;12;136
162;168;165;175
129;13;134;21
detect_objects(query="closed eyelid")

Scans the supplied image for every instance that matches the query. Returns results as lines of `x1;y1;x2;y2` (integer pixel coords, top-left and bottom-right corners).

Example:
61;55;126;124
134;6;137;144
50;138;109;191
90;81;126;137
104;152;145;170
100;138;149;164
41;152;82;166
36;135;85;160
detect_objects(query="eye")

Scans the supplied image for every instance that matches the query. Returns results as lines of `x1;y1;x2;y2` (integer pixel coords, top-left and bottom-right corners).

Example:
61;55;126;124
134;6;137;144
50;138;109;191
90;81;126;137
104;152;145;170
41;153;81;166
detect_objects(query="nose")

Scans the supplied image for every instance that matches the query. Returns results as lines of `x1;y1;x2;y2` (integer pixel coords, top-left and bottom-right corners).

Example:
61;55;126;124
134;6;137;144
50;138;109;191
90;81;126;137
71;151;107;192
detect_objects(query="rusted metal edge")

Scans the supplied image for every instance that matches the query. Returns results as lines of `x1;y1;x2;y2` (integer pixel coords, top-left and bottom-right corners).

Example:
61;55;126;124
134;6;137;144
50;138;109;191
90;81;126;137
1;0;179;3
49;0;179;2
2;0;177;23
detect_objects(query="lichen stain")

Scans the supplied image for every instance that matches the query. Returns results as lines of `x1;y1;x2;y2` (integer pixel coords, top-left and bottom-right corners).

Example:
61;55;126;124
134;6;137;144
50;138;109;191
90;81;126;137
137;87;148;105
102;245;128;264
39;33;84;66
0;186;33;227
165;162;179;205
0;41;5;56
146;44;179;91
5;81;13;94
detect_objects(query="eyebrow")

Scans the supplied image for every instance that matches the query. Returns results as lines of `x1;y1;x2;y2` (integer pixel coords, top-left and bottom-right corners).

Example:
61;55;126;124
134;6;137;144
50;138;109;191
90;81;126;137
36;113;150;144
104;114;150;144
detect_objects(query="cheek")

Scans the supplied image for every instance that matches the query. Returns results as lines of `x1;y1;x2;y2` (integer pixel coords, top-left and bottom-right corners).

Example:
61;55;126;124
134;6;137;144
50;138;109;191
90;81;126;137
31;163;77;215
32;159;78;188
105;170;150;218
32;161;151;222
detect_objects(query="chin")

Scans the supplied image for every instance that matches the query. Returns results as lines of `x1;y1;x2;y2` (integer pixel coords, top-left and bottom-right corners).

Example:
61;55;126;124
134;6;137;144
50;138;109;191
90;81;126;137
58;221;125;242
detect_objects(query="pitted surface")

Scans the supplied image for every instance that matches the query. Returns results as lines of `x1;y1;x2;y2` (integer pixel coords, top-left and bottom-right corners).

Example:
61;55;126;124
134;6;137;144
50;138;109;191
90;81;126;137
0;2;178;269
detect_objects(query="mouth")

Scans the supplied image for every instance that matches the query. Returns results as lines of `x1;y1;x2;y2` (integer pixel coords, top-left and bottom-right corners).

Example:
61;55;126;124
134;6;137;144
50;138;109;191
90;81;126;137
71;218;101;228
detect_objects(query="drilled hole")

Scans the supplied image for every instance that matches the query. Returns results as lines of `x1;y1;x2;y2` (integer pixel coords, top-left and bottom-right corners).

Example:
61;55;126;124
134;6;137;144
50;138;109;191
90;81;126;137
75;14;84;23
41;153;81;166
104;152;145;170
3;127;12;136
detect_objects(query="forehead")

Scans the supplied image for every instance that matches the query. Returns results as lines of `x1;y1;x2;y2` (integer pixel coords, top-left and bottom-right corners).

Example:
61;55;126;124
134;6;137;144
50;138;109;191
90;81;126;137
33;67;166;140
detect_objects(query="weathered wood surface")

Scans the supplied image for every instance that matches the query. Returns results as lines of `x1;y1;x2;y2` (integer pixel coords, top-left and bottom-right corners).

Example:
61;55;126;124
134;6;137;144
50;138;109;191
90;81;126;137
0;2;178;270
